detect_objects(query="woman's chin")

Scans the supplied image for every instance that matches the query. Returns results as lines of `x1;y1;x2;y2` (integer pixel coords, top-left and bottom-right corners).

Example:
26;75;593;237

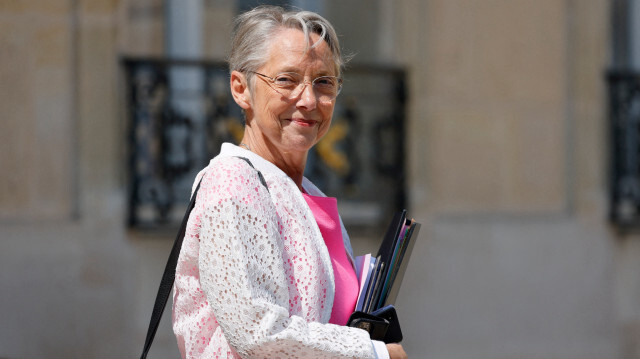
280;136;319;153
278;128;320;150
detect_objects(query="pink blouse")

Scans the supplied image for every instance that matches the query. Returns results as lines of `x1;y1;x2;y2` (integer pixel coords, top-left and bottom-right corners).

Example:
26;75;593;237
302;193;359;325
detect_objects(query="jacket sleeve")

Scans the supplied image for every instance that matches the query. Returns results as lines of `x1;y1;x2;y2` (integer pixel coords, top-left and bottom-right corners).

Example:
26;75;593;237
197;158;377;359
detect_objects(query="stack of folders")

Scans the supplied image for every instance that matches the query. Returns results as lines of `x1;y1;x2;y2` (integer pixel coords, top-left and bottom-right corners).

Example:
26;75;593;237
354;210;421;313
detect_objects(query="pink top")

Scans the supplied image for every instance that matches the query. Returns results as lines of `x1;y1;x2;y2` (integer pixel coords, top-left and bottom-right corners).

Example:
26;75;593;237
302;193;359;326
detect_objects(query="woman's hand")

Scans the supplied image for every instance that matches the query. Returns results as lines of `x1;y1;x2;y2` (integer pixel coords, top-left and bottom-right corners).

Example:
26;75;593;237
386;343;408;359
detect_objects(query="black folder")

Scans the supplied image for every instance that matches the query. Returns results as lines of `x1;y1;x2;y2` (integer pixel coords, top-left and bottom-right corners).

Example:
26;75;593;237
381;221;420;307
359;210;421;313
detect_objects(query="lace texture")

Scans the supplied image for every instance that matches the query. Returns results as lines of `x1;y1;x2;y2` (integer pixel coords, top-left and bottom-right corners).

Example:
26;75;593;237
173;152;375;358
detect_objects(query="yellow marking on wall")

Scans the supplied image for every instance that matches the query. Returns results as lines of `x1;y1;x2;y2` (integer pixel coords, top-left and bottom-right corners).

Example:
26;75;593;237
317;121;349;175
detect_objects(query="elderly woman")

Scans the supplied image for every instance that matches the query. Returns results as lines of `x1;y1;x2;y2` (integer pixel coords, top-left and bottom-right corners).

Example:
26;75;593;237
172;6;407;359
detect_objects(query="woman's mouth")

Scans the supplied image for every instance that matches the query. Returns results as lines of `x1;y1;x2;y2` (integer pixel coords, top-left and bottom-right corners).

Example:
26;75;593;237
289;118;317;127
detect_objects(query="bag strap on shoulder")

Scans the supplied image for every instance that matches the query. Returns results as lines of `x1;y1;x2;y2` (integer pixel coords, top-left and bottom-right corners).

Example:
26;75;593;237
235;156;269;191
140;156;266;359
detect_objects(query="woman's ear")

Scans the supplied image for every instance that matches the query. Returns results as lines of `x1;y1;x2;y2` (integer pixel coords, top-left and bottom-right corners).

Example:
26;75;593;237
230;70;251;110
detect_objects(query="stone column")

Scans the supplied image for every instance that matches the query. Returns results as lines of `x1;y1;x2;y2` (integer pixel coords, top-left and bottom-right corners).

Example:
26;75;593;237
166;0;206;178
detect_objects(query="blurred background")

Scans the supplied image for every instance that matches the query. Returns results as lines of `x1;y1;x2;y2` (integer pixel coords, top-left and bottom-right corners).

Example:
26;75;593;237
2;0;640;358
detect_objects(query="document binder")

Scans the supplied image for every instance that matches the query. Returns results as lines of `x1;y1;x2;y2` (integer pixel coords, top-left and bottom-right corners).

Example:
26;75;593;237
354;211;422;313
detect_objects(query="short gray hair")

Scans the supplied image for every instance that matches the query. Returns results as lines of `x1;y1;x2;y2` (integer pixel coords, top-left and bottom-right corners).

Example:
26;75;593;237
229;5;345;84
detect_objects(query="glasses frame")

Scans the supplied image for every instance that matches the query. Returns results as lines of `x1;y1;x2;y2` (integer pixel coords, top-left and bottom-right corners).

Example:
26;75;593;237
247;71;343;102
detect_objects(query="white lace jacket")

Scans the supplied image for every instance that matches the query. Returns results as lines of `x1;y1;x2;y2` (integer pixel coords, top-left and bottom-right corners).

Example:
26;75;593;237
173;143;387;358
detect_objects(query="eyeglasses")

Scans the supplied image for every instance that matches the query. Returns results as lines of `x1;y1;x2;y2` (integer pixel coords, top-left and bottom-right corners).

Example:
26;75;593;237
248;71;343;103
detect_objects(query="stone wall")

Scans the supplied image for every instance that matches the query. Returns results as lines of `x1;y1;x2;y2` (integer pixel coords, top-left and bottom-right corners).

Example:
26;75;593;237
0;1;76;221
384;0;632;358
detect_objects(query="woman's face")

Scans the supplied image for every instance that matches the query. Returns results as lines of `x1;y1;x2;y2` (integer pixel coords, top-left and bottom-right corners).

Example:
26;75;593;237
245;28;337;154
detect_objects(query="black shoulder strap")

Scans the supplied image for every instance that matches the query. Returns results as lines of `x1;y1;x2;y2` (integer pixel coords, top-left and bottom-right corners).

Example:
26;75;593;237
235;156;269;191
140;156;266;359
140;177;202;359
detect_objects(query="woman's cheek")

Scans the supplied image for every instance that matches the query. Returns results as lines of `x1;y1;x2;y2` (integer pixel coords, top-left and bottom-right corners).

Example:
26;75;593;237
318;118;332;141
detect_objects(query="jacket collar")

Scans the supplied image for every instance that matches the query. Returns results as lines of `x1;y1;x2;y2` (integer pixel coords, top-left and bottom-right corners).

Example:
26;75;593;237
217;143;324;195
216;142;354;266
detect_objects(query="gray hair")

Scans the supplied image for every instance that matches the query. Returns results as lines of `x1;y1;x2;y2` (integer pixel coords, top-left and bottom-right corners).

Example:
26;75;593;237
229;5;345;86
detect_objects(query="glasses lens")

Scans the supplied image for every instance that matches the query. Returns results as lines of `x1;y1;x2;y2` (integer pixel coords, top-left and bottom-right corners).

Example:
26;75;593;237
266;72;342;102
313;76;340;98
272;73;300;90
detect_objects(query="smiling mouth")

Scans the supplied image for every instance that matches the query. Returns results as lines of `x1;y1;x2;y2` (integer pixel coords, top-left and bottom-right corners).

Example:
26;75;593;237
289;118;318;127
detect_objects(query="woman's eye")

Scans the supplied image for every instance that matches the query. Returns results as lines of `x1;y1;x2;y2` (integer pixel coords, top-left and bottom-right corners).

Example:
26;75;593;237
314;77;336;87
273;75;297;86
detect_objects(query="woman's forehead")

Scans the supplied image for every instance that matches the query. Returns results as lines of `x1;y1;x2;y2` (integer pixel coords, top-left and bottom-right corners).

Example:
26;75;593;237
264;28;335;73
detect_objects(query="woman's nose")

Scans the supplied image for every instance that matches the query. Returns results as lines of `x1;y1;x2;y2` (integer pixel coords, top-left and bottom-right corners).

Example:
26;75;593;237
295;82;317;110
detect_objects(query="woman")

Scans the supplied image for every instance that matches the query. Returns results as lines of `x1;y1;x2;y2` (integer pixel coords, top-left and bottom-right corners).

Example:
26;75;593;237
172;6;407;359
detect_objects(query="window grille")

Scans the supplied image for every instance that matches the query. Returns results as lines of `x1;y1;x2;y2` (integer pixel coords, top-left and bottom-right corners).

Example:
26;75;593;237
609;70;640;228
122;58;407;234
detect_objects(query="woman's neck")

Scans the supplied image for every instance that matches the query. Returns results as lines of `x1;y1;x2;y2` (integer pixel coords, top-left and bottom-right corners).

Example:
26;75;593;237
240;135;308;191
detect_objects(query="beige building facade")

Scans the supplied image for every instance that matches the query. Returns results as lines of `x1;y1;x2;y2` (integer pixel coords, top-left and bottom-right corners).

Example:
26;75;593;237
2;0;638;358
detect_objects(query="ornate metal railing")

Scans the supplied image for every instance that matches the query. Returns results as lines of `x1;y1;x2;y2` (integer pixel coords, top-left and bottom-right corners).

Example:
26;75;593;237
609;70;640;228
122;57;407;233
